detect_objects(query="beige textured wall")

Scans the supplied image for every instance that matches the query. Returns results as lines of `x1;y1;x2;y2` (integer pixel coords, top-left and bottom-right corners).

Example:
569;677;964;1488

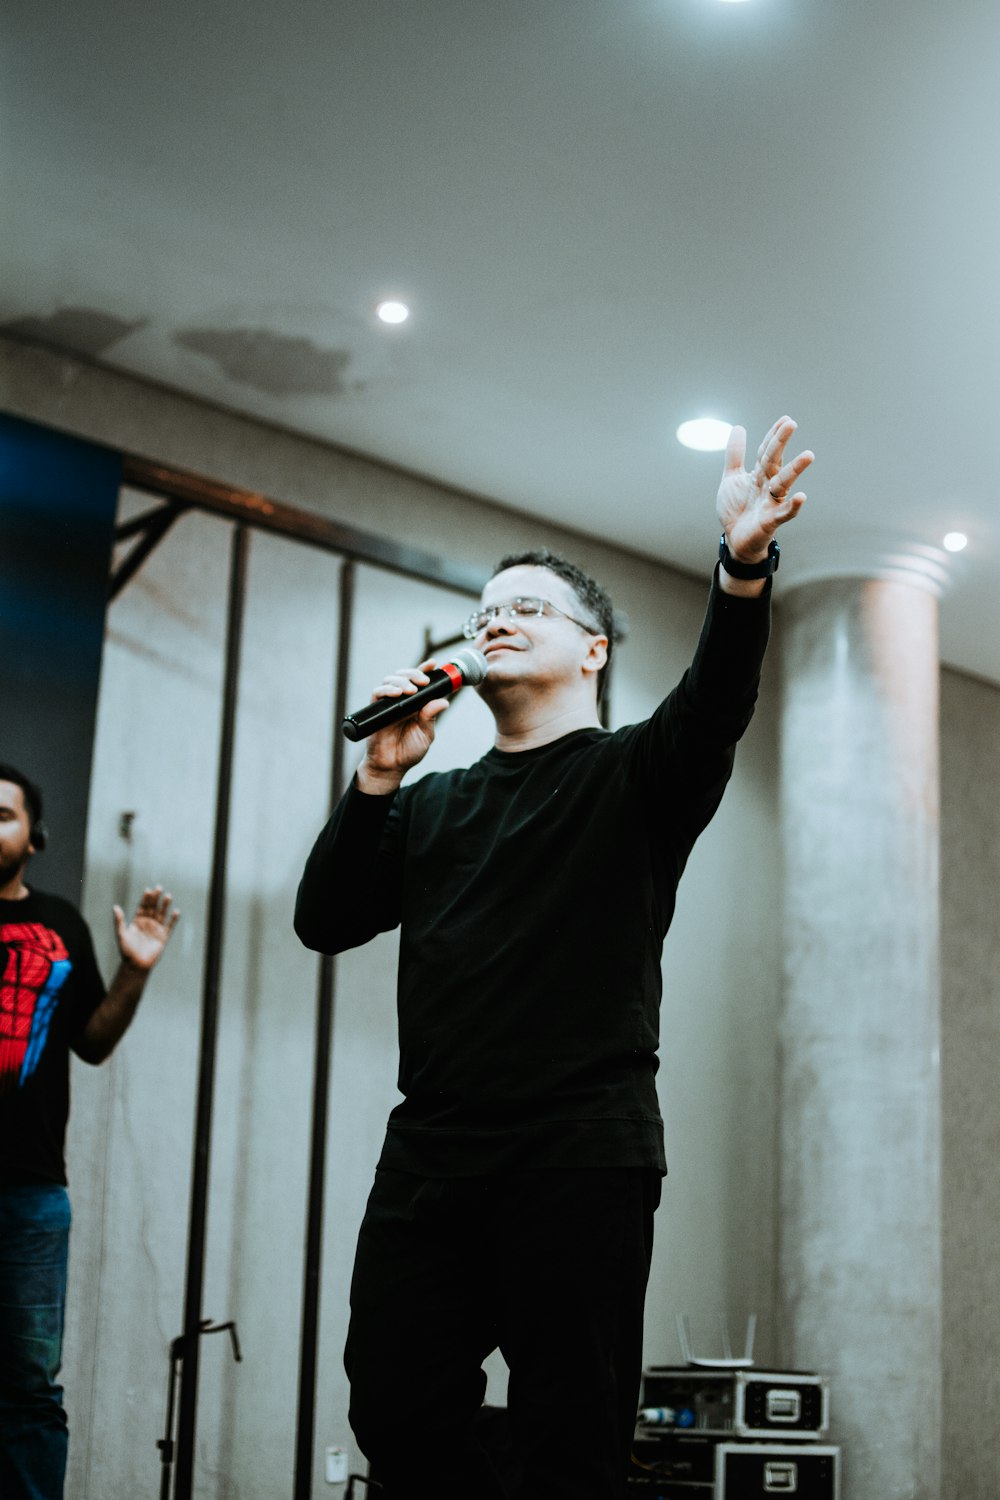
939;668;1000;1500
1;336;784;1496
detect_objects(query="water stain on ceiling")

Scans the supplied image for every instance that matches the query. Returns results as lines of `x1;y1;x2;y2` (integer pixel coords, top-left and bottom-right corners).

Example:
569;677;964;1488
174;326;360;398
0;306;146;358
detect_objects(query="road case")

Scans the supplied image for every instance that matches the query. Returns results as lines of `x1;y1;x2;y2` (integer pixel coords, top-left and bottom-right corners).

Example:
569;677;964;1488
714;1442;839;1498
639;1367;829;1442
627;1438;840;1497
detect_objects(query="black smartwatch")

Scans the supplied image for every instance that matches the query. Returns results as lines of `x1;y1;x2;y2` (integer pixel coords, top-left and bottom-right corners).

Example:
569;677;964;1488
718;534;780;579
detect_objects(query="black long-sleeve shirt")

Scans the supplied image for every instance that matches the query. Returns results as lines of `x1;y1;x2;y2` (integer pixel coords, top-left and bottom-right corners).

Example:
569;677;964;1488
295;572;771;1175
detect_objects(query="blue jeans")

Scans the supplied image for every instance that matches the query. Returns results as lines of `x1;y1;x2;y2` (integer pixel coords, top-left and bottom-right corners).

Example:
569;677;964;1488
0;1184;71;1500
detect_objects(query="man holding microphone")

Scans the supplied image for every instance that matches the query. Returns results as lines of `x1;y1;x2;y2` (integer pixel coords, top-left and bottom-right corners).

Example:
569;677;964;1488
295;416;813;1498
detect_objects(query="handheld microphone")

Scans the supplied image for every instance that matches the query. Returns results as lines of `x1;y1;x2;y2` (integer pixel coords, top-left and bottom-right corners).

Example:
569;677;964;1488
341;648;489;742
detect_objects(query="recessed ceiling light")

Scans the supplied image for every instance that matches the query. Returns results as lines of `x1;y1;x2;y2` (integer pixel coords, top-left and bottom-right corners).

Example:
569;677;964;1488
943;531;968;553
376;300;410;325
677;418;732;452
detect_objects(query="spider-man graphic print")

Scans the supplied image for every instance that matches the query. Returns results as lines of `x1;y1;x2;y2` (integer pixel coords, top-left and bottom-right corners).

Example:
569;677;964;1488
0;891;104;1182
0;922;72;1096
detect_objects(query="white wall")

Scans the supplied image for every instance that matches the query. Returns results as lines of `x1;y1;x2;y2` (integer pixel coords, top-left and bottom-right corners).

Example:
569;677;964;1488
3;338;784;1496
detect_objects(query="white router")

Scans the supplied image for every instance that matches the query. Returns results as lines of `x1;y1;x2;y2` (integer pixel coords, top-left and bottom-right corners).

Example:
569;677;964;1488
675;1312;757;1369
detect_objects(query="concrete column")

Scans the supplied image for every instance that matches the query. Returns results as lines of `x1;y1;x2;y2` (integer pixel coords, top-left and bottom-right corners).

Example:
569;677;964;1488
777;552;946;1500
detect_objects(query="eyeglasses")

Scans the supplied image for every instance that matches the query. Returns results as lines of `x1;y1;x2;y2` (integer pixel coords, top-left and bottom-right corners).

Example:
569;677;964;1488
462;596;599;640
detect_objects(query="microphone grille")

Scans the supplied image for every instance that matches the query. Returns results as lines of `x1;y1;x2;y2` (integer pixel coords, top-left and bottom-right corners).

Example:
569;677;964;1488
451;647;489;686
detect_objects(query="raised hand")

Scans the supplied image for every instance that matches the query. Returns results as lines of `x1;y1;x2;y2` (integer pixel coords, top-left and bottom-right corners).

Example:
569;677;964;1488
717;416;814;561
113;886;180;972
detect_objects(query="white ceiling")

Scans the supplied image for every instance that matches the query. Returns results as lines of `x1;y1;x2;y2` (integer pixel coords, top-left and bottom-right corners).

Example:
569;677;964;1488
3;0;999;680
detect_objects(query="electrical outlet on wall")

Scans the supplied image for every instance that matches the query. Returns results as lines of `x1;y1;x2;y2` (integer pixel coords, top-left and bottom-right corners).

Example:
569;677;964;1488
325;1445;348;1484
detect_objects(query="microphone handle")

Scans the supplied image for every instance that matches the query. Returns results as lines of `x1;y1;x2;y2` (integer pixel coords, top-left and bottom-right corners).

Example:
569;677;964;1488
341;664;462;742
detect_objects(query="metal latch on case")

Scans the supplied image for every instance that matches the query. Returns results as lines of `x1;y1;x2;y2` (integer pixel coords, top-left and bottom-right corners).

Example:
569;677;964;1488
764;1461;798;1492
766;1388;802;1423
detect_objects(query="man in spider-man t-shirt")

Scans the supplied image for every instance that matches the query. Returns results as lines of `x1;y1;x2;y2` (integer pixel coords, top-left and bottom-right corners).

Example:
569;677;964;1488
0;764;180;1500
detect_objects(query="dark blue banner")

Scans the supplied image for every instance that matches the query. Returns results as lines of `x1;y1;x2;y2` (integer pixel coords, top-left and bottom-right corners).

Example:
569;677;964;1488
0;414;121;901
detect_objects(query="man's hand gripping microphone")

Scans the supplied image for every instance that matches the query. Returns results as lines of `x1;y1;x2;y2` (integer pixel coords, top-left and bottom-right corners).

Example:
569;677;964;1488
341;648;489;742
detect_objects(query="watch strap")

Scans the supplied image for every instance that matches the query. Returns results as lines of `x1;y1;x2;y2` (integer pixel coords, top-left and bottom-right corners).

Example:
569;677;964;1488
718;534;780;579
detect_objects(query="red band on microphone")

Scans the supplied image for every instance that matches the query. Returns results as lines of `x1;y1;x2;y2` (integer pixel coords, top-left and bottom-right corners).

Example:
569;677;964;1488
442;662;463;692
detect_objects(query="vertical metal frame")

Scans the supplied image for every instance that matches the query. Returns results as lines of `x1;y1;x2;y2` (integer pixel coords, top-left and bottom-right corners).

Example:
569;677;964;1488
294;560;356;1499
173;523;251;1500
107;452;485;1499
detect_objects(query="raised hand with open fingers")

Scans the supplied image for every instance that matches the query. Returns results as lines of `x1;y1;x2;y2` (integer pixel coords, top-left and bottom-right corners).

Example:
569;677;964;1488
113;885;180;972
717;415;814;562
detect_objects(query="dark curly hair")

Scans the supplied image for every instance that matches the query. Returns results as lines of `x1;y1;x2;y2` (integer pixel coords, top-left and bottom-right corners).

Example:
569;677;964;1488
492;548;616;695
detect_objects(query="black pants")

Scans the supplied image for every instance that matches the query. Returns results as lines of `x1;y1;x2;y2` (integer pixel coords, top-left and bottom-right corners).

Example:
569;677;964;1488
345;1166;661;1499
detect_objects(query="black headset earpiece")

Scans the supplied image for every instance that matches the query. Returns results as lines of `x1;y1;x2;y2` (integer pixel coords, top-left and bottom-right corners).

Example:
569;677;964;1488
31;819;48;852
